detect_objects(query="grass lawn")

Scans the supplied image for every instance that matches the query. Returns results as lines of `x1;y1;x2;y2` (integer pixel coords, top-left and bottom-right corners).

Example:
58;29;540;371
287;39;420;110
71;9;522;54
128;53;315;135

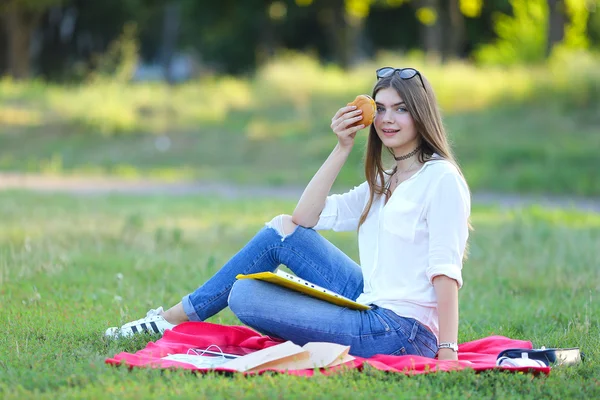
0;191;599;398
1;52;599;196
2;103;599;197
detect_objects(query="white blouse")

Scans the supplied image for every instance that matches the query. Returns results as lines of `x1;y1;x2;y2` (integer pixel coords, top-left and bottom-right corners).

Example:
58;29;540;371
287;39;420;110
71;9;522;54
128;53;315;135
313;157;471;338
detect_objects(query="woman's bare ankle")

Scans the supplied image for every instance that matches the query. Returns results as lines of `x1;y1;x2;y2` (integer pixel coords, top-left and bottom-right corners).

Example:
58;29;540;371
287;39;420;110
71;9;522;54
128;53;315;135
161;302;189;325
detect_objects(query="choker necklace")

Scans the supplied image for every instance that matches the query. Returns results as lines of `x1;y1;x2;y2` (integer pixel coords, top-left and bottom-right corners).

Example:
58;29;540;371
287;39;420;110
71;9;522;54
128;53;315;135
394;147;420;161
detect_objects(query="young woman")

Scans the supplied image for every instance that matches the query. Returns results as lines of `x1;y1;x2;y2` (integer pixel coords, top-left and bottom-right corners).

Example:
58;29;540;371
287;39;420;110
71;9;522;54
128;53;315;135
105;67;471;361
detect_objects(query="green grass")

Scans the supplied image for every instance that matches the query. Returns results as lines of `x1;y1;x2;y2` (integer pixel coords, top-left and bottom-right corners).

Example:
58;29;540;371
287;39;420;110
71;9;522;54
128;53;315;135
1;51;599;195
0;191;599;398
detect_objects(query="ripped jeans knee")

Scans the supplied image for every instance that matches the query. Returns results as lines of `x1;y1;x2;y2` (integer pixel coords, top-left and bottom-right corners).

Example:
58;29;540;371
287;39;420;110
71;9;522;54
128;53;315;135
265;214;298;241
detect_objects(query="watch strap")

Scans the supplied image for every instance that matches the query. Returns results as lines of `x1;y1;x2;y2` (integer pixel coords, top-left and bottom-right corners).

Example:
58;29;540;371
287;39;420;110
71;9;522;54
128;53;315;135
438;342;459;352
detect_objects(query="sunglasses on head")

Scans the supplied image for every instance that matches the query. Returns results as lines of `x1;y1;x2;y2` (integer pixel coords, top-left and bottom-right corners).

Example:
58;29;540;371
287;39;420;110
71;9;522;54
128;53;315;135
376;67;427;93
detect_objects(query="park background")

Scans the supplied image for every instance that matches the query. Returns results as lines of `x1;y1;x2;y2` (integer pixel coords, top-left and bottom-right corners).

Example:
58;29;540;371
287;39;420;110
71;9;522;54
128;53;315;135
1;0;599;398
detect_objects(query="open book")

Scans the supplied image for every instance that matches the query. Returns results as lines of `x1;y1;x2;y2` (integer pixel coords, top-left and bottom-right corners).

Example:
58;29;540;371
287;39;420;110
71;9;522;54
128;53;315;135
236;269;370;311
162;341;354;372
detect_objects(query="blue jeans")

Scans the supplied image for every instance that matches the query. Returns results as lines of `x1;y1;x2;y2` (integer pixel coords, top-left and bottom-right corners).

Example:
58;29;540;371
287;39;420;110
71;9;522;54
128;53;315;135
182;223;438;358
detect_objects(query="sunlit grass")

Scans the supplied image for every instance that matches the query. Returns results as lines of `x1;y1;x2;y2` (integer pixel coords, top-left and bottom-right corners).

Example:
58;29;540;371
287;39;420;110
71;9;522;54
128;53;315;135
0;107;43;126
1;51;598;135
0;191;598;397
1;51;599;195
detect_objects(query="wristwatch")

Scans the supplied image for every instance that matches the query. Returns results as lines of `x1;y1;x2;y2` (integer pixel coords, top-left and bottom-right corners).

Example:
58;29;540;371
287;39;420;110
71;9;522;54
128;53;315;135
438;342;459;352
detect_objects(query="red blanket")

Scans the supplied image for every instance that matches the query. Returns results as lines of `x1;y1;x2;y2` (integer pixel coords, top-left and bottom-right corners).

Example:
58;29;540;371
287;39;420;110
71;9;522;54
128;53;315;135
105;321;550;376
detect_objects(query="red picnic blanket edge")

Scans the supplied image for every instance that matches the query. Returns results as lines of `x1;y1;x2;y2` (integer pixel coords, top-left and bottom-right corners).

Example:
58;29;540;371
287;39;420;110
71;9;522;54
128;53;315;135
104;321;551;376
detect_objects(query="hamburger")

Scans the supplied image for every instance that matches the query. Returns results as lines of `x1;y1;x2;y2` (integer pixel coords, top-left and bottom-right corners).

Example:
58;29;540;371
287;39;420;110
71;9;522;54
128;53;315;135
347;94;376;128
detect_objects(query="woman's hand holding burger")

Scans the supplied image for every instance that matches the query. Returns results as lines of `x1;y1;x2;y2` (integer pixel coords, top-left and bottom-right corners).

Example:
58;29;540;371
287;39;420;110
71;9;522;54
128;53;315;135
330;95;376;152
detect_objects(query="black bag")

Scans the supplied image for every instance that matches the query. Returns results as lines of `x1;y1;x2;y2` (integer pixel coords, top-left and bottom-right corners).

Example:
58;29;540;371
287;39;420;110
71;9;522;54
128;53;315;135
496;347;584;367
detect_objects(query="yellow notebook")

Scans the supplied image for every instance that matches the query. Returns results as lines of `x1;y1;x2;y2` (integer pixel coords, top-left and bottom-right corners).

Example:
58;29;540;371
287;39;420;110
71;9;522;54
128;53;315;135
236;270;370;311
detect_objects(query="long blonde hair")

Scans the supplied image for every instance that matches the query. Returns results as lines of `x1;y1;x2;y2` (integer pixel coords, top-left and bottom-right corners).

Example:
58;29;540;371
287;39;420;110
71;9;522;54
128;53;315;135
358;71;466;228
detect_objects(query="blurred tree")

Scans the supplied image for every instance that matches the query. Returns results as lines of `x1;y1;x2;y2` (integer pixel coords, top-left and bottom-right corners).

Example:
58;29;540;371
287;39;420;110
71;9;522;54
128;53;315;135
475;0;550;65
307;0;472;67
89;22;139;82
414;0;443;58
444;0;467;59
257;0;284;64
366;0;486;59
277;1;329;59
317;0;357;68
476;0;592;65
0;0;69;78
546;0;565;57
179;0;267;73
560;0;590;50
161;0;181;83
413;0;471;60
34;0;166;80
2;0;597;79
588;0;600;49
365;1;418;54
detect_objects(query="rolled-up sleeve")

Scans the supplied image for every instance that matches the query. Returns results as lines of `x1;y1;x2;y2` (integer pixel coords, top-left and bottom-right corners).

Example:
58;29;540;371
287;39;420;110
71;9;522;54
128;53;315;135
312;181;369;232
425;172;470;288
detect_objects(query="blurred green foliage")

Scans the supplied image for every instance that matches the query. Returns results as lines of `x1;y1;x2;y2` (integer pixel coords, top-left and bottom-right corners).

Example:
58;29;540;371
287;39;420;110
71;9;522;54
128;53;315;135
0;50;599;195
2;0;600;78
1;50;597;135
476;0;593;65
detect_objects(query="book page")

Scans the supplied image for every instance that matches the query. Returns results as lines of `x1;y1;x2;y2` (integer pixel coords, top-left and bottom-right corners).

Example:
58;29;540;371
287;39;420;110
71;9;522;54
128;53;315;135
302;342;354;368
221;341;309;372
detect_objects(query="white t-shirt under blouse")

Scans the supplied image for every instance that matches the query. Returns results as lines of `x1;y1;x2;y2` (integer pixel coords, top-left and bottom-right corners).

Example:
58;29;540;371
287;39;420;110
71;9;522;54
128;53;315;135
312;157;471;339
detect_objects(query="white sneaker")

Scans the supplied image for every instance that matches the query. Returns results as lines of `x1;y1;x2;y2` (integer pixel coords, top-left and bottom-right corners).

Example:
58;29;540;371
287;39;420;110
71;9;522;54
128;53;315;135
105;307;176;338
